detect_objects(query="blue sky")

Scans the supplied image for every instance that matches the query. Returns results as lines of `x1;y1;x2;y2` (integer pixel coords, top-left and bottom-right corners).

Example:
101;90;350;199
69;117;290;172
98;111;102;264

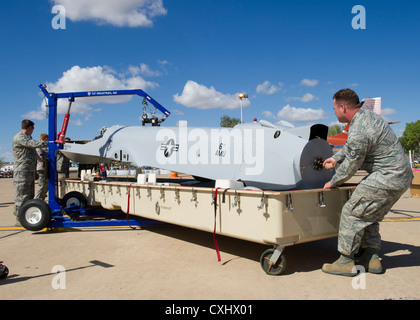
1;0;419;162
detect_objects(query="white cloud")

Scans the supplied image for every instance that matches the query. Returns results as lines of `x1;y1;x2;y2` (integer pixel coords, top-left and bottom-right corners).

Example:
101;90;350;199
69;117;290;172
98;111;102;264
261;110;276;119
139;63;162;77
51;0;167;27
171;109;185;116
25;65;159;120
381;107;398;123
71;119;83;126
287;93;317;103
381;108;396;116
128;61;169;77
173;80;251;110
300;79;319;87
128;63;162;77
256;81;283;95
276;104;327;122
128;65;141;76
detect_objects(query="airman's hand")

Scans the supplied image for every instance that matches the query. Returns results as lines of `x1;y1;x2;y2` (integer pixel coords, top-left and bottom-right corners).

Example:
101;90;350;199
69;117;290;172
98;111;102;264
323;181;334;189
323;158;337;170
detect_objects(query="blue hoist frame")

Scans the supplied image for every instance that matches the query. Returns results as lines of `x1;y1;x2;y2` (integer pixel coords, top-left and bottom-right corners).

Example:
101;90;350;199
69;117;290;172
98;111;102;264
38;84;170;229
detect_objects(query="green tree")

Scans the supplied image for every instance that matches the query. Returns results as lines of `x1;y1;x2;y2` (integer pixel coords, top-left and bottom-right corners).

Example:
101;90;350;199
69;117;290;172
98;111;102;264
220;115;240;128
328;124;345;137
400;120;420;153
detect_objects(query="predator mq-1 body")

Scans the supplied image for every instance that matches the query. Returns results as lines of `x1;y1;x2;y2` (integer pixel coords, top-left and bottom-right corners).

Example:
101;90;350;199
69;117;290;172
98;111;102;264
62;121;333;190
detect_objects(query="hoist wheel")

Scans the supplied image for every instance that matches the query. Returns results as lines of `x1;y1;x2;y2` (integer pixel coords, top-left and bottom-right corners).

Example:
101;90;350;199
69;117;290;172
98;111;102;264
260;248;286;276
18;199;52;231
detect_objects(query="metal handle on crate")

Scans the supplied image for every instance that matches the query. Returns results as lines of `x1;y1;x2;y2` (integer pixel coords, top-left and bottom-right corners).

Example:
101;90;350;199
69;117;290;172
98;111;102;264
318;191;326;208
190;190;197;202
257;193;265;210
287;193;294;211
232;191;238;208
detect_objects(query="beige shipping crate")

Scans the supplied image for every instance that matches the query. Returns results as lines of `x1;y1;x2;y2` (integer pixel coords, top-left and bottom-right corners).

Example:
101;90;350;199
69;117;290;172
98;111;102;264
58;181;353;246
58;180;354;275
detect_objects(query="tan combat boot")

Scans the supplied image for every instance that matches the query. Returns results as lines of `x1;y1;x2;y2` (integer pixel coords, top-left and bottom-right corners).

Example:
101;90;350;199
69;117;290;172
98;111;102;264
357;249;383;274
322;255;357;277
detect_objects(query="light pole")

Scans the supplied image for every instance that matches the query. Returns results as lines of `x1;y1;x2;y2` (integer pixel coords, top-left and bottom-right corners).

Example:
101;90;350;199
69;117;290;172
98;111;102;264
238;93;248;123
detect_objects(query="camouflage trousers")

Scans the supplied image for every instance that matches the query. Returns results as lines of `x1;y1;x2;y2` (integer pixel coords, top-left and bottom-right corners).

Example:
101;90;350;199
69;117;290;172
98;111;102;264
338;184;407;257
13;171;36;216
35;169;48;201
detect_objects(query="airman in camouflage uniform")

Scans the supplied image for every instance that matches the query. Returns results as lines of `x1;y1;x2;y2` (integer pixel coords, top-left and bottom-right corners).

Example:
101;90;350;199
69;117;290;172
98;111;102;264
57;137;71;179
12;120;48;225
322;89;413;277
35;133;49;200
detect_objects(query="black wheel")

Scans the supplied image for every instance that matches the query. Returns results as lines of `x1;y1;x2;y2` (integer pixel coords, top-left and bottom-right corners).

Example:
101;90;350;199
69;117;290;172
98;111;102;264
0;265;9;280
61;192;87;209
18;199;52;231
260;248;286;276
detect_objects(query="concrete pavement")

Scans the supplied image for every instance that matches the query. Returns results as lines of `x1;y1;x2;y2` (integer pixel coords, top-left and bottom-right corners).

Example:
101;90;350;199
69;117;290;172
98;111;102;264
0;177;419;300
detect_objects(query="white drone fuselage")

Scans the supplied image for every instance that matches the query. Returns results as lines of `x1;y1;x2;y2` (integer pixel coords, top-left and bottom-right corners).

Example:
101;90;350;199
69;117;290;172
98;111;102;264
62;121;333;191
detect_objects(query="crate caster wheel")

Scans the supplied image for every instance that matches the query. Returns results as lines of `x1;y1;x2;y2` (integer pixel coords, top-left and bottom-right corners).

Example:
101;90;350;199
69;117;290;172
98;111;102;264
62;191;87;209
260;248;286;276
0;263;9;280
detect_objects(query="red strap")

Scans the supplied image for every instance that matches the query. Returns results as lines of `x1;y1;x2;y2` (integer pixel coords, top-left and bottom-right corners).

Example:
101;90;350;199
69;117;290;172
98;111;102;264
213;188;221;262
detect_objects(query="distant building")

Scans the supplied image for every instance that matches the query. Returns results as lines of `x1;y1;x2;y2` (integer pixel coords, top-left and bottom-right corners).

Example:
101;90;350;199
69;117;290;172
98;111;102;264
0;163;14;172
